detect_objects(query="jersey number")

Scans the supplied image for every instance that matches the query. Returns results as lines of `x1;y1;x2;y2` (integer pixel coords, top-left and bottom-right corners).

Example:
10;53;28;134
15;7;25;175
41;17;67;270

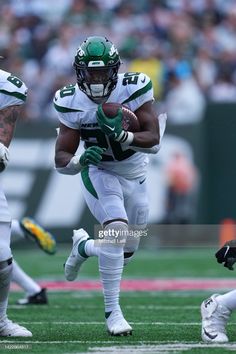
80;129;135;161
60;85;76;98
7;75;23;88
122;72;140;86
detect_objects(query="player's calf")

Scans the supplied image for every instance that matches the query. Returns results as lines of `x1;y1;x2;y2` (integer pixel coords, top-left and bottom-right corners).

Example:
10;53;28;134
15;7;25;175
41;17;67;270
123;232;140;266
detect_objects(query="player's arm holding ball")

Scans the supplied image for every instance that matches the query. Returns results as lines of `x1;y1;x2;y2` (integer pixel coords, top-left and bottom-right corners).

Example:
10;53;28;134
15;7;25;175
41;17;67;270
97;100;160;153
131;101;160;148
55;122;104;175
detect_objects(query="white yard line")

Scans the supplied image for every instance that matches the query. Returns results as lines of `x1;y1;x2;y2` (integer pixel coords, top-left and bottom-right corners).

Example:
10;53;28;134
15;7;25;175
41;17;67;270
1;340;236;347
89;343;236;353
8;305;199;310
17;321;201;325
14;320;236;326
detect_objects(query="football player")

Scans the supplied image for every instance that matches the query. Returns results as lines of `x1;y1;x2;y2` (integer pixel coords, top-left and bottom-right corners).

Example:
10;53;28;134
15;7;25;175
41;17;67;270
54;36;166;336
201;240;236;343
0;67;32;336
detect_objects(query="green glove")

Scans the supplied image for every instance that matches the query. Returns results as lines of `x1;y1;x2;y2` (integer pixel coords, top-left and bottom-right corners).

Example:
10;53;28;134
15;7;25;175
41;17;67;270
79;146;105;167
97;104;123;140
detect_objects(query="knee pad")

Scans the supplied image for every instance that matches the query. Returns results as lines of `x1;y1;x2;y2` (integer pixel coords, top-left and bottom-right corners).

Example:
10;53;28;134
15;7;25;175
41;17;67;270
104;220;128;235
102;221;128;254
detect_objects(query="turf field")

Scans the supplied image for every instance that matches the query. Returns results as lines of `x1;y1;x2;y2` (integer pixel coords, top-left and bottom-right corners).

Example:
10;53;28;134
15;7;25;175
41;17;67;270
3;245;236;353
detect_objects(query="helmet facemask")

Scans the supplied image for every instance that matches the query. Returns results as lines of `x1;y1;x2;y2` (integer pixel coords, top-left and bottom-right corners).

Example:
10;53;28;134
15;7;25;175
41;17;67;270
74;64;120;103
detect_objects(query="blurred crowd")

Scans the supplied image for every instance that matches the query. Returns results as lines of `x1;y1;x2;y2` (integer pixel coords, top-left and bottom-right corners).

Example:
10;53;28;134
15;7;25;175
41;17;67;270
1;0;236;123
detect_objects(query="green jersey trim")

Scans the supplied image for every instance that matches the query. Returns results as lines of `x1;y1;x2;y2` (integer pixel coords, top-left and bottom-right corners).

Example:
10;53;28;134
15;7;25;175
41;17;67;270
122;81;152;104
81;167;98;199
54;103;83;113
0;89;26;102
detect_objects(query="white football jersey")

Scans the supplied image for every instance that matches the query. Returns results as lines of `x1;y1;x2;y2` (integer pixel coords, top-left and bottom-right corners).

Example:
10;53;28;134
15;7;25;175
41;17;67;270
0;69;28;109
0;69;27;222
54;72;154;179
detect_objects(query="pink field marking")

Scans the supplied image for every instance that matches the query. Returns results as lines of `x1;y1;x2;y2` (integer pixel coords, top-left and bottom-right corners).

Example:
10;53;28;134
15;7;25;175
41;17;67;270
10;278;236;292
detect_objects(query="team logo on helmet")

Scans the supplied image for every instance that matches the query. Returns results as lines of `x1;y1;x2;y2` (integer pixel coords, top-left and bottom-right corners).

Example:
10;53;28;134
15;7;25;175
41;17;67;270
77;47;85;57
109;44;118;57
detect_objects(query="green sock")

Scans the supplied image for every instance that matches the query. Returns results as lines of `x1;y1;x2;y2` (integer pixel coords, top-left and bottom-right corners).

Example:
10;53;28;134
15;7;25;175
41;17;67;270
78;240;89;258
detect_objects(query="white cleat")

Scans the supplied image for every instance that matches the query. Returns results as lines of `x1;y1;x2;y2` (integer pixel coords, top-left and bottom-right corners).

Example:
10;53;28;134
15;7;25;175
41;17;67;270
0;318;32;337
201;294;231;343
64;228;89;281
106;308;132;336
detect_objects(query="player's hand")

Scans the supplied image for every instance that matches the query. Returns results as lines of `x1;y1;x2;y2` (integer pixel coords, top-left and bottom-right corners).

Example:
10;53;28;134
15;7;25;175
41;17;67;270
0;142;9;172
215;240;236;270
97;104;123;140
79;146;104;167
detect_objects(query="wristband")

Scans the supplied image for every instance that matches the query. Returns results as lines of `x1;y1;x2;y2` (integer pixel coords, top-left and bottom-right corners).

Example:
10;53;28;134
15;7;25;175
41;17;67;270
56;155;82;175
116;131;134;148
131;145;161;154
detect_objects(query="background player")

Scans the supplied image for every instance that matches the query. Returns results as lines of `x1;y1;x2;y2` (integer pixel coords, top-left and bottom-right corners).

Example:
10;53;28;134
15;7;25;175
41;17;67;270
54;36;165;336
0;67;31;336
201;239;236;343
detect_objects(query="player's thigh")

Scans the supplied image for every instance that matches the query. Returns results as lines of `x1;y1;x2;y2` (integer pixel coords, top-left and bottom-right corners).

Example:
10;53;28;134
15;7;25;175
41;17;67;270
80;167;127;225
125;179;149;227
120;179;149;253
0;188;12;259
0;188;11;224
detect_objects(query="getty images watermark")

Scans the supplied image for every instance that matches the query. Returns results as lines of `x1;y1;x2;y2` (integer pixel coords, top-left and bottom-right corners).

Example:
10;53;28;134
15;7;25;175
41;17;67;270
93;223;230;248
94;224;148;246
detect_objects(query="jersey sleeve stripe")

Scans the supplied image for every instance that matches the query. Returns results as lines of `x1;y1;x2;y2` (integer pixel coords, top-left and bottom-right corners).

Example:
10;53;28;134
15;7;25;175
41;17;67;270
122;81;152;104
0;89;27;101
54;103;83;113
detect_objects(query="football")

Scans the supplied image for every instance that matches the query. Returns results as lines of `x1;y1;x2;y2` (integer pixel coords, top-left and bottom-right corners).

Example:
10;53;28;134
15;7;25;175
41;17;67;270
101;102;140;132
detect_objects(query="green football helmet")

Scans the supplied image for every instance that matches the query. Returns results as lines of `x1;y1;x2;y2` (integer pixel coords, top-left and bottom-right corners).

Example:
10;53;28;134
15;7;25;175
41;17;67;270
73;36;121;103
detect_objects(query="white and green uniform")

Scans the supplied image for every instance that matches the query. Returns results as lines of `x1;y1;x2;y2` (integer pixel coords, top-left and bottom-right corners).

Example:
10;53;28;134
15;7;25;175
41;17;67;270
54;72;153;225
0;69;27;222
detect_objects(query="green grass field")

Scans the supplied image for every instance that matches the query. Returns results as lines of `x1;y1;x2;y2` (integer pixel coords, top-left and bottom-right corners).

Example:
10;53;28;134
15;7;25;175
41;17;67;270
3;246;236;353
